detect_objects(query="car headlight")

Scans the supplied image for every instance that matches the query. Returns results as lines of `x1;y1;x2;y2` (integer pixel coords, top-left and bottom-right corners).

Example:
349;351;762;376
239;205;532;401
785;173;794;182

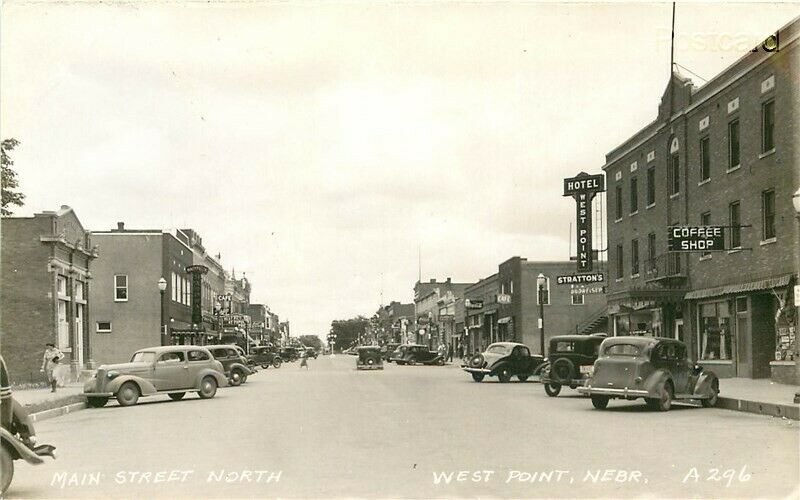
106;371;120;380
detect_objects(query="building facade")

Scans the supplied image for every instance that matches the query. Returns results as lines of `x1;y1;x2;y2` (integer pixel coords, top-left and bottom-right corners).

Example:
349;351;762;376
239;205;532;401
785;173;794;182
413;278;471;349
464;274;499;355
602;18;799;382
1;206;97;381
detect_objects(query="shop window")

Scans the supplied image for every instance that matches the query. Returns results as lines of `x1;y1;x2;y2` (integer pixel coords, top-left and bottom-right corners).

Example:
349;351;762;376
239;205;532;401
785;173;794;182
761;100;775;153
615;315;630;336
646;166;656;206
114;275;128;301
761;189;775;240
728;119;740;169
729;201;741;248
699;301;732;361
699;136;710;182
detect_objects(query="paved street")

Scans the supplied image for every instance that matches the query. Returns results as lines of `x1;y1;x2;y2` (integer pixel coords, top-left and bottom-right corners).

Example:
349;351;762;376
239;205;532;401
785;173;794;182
8;356;799;499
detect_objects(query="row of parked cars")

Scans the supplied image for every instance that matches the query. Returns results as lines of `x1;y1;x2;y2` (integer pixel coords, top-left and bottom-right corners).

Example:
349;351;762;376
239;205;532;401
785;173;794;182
346;343;447;369
462;334;720;412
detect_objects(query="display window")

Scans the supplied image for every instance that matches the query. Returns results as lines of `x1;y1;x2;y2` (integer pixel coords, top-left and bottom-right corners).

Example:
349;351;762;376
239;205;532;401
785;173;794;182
699;301;732;360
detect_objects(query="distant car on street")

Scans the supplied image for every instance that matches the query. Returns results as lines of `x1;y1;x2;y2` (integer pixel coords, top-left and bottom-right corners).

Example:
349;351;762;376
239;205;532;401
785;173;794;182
206;345;255;386
305;347;318;359
250;345;283;369
83;346;228;408
390;344;445;366
356;346;384;370
541;334;606;397
382;343;401;362
578;337;720;411
462;342;545;382
279;347;301;362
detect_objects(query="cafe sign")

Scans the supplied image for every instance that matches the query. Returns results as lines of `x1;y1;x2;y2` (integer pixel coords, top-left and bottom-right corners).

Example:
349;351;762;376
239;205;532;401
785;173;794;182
667;226;725;252
563;172;605;272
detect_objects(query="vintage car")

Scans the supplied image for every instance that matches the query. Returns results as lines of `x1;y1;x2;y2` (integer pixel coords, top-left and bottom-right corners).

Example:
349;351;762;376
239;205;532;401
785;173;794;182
390;344;445;366
250;345;283;369
578;337;720;411
1;355;56;496
541;334;606;396
356;346;384;370
83;346;228;407
462;342;546;382
382;343;401;362
305;347;319;359
206;345;254;386
279;347;302;362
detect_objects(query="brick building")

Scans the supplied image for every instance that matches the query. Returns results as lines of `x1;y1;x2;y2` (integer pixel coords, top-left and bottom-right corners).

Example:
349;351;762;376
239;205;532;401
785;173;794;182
602;17;799;382
413;278;471;349
464;273;499;355
1;206;97;381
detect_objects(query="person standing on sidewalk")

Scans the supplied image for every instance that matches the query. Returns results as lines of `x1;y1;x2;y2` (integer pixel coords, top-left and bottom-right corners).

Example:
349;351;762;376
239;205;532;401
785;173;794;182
40;343;63;393
447;342;454;362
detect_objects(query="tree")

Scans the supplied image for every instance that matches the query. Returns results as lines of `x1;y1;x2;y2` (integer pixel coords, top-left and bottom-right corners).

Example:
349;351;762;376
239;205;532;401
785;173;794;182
329;316;369;352
298;335;323;352
1;138;25;216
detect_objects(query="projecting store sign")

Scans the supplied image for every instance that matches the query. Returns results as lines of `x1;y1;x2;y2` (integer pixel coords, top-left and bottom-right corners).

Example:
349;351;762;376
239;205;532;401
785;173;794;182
557;273;605;285
667;226;725;252
464;299;484;309
563;172;606;272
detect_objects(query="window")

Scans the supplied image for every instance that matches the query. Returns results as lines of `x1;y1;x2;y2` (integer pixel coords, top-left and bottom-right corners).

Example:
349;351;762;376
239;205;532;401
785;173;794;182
616;244;624;279
631;239;639;275
647;233;656;273
762;189;775;240
114;275;128;301
57;300;69;348
537;277;550;305
157;351;185;363
630;177;638;213
555;341;576;352
604;344;641;357
700;136;710;181
762;100;775;153
615;185;623;220
188;350;210;362
728;119;740;169
96;321;112;333
57;275;68;296
571;294;584;305
668;154;680;195
510;280;514;294
729;201;741;248
75;281;84;300
500;283;506;294
699;301;732;361
172;272;179;302
700;212;711;257
646;167;656;206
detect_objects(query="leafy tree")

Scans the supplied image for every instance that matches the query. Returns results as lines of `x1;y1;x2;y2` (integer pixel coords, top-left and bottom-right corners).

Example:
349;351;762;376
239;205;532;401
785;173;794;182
329;316;369;352
1;138;25;216
298;335;323;351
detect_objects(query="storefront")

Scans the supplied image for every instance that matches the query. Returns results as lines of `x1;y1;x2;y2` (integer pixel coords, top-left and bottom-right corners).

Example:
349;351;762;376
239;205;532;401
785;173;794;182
608;289;686;342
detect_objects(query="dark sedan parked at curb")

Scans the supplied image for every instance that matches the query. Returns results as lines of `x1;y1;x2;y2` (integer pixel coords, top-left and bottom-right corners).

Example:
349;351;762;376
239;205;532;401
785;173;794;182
578;337;720;411
462;342;545;382
390;344;445;366
83;346;228;408
206;345;254;386
541;334;606;397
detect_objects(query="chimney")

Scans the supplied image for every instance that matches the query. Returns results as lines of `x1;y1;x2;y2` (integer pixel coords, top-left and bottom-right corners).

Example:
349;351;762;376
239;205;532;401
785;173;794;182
446;277;451;283
116;222;125;231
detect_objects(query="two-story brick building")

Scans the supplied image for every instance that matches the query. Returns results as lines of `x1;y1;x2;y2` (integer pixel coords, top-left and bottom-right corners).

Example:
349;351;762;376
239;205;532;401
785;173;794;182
602;17;799;382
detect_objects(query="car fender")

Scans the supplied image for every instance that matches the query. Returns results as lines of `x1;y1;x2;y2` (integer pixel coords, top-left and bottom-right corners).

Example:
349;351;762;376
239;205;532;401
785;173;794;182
488;361;511;376
228;362;252;376
1;427;44;464
195;369;228;388
643;369;672;395
693;369;718;396
106;375;157;396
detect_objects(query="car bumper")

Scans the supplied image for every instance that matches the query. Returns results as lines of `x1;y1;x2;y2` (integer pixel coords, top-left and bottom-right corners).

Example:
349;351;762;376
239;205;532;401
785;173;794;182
356;365;383;370
84;392;114;397
577;386;650;397
462;368;490;374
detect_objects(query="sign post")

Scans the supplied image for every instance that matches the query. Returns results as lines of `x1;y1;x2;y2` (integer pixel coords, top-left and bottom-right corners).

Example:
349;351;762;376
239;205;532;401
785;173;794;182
185;265;209;342
563;172;605;272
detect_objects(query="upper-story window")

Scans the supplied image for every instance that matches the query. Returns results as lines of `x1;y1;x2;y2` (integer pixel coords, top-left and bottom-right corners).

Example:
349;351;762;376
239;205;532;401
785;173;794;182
646;167;656;206
729;201;741;249
728;119;740;169
630;177;638;214
114;274;128;302
615;185;623;220
700;136;711;182
668;154;680;196
631;239;640;276
647;233;656;272
762;189;776;241
615;244;624;280
57;275;68;296
762;100;775;153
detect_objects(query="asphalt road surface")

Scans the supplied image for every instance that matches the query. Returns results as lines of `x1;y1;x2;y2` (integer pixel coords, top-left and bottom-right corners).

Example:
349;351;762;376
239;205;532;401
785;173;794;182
8;355;799;499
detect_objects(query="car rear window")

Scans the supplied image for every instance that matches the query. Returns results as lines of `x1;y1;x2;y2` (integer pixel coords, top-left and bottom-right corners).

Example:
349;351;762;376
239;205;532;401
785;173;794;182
555;341;575;352
604;344;641;356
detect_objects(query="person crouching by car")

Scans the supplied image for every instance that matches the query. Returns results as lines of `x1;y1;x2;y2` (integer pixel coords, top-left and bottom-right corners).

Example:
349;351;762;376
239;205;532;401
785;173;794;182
40;343;63;392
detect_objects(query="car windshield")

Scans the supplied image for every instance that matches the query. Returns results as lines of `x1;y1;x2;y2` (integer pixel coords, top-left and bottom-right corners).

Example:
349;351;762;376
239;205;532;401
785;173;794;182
131;351;156;363
486;345;510;355
604;344;641;357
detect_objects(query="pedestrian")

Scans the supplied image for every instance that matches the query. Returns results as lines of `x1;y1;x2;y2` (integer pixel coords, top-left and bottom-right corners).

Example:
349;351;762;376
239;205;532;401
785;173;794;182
40;343;63;392
437;342;446;361
447;342;454;362
299;350;309;370
457;343;464;361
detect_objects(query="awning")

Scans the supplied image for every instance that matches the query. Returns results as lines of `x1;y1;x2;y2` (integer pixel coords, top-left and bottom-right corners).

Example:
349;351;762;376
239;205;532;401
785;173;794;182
497;316;512;324
685;273;794;300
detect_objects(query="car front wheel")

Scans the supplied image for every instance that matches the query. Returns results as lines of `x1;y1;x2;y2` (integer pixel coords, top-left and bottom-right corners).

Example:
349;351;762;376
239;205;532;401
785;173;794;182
273;358;282;368
87;396;108;408
198;376;218;399
116;382;139;407
497;367;511;383
544;383;562;397
229;370;243;386
261;364;270;369
471;373;485;382
591;395;609;409
701;378;719;408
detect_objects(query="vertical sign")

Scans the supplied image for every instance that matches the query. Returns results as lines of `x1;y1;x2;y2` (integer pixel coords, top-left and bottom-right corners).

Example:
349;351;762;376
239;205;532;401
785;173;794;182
563;172;606;272
185;265;209;328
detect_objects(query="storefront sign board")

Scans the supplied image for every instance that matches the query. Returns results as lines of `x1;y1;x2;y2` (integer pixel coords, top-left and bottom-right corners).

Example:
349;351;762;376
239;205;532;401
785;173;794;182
667;226;725;252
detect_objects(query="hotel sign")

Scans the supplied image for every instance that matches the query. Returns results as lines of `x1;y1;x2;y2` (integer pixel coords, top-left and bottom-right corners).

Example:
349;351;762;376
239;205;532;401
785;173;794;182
667;226;725;252
563;172;605;272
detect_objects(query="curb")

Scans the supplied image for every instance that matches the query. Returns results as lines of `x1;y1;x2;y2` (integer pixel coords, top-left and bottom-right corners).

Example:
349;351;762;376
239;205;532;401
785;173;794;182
29;402;87;423
717;396;800;420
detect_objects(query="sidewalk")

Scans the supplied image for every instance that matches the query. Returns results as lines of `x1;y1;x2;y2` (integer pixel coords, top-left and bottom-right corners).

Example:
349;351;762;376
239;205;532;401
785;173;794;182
13;382;86;422
717;377;799;420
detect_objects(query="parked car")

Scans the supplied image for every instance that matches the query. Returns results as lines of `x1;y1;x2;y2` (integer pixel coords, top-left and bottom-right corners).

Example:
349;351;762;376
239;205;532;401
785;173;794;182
305;347;318;359
541;334;606;396
250;345;283;369
83;346;228;407
356;346;384;370
462;342;546;382
390;344;445;366
1;355;56;496
206;345;254;386
382;343;401;362
578;337;720;411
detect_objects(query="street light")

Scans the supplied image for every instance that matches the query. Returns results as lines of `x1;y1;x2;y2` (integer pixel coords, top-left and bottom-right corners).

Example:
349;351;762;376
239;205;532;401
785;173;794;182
158;277;167;345
537;273;547;357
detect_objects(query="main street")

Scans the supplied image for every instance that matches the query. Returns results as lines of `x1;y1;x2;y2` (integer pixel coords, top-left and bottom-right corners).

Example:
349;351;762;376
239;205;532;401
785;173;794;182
9;356;799;499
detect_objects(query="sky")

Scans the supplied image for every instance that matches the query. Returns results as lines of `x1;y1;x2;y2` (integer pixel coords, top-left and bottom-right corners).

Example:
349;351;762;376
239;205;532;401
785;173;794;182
2;1;798;337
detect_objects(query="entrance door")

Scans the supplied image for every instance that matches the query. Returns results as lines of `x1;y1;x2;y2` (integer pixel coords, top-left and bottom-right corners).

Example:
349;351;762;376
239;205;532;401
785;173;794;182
735;296;750;378
673;319;684;342
74;304;85;368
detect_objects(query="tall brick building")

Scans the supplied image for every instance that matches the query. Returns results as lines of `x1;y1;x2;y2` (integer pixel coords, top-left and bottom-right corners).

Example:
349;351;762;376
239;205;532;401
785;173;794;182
1;206;97;382
602;17;799;382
